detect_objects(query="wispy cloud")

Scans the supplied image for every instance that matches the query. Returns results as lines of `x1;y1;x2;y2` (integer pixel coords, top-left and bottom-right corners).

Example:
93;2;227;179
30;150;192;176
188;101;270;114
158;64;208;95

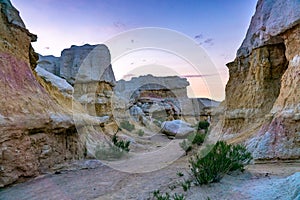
113;21;127;31
194;33;214;46
194;34;203;39
180;73;219;78
122;73;136;79
203;38;214;46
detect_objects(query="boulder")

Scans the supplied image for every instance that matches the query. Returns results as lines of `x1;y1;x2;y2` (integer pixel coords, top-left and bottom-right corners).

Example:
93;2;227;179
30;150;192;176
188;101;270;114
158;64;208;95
161;120;194;138
129;105;145;122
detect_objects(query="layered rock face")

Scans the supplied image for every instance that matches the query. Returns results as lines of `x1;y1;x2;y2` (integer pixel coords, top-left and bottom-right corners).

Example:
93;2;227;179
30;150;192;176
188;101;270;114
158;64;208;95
60;44;115;85
37;45;117;158
35;66;73;98
114;75;204;124
38;44;116;118
218;0;300;160
0;1;85;187
71;45;116;119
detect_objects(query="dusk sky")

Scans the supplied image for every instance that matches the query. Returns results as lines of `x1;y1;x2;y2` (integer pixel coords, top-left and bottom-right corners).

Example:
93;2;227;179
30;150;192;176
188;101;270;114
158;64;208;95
12;0;257;101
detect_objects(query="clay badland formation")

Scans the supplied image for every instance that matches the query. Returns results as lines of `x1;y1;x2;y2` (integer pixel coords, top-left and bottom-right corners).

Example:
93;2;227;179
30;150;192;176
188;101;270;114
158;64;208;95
214;0;300;160
0;0;299;199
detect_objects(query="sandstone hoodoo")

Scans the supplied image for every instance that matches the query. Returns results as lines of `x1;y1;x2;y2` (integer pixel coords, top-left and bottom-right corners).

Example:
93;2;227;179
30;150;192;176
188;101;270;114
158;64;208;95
60;44;115;86
214;0;300;160
38;44;116;119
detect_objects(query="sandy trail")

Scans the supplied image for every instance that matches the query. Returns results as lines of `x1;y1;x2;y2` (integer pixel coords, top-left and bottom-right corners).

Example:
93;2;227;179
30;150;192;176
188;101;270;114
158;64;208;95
0;155;299;200
0;134;299;200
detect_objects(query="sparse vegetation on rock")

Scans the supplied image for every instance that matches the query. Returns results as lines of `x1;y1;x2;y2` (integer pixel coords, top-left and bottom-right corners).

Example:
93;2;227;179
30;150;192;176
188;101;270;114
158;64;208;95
95;143;125;160
180;131;206;154
197;120;210;133
152;190;186;200
112;134;130;152
189;141;252;185
136;129;145;136
120;120;135;132
94;134;130;160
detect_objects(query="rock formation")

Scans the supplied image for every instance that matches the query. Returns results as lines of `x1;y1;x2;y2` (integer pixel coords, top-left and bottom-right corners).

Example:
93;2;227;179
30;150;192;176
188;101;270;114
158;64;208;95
38;44;116;119
215;0;300;160
35;66;74;98
37;55;60;76
161;120;195;138
113;75;204;125
0;0;89;187
71;45;116;119
60;44;115;85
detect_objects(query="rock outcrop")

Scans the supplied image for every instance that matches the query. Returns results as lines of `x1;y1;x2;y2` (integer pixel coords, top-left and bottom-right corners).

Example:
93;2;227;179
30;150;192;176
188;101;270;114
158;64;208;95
72;44;116;119
60;44;115;85
38;44;116;119
215;0;300;160
35;66;73;98
113;75;204;125
37;55;60;76
36;45;118;161
0;1;87;187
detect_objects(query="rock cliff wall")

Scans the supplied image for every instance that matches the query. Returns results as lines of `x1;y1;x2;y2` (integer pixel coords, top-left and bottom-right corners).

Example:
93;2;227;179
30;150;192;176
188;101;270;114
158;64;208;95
0;1;85;187
216;0;300;160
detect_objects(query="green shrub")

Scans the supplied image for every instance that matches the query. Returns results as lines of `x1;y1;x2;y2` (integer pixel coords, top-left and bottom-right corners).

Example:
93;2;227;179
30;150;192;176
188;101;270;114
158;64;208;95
95;143;124;160
153;190;170;200
189;141;252;185
153;119;162;127
152;190;185;200
176;172;184;177
95;135;131;160
179;139;192;154
180;132;205;154
112;134;130;152
190;132;205;145
197;121;210;131
120;120;135;132
137;129;145;136
180;180;191;192
172;194;185;200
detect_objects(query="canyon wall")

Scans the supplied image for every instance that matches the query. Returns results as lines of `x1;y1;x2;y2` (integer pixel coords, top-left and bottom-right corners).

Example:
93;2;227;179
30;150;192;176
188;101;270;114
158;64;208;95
217;0;300;160
0;1;87;187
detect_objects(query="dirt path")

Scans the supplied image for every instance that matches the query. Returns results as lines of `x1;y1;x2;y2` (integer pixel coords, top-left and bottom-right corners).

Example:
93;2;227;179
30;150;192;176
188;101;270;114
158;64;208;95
0;134;299;200
0;156;299;200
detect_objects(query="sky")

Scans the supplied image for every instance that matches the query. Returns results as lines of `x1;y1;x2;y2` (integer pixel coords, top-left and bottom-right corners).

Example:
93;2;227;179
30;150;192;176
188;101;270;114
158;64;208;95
12;0;257;101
